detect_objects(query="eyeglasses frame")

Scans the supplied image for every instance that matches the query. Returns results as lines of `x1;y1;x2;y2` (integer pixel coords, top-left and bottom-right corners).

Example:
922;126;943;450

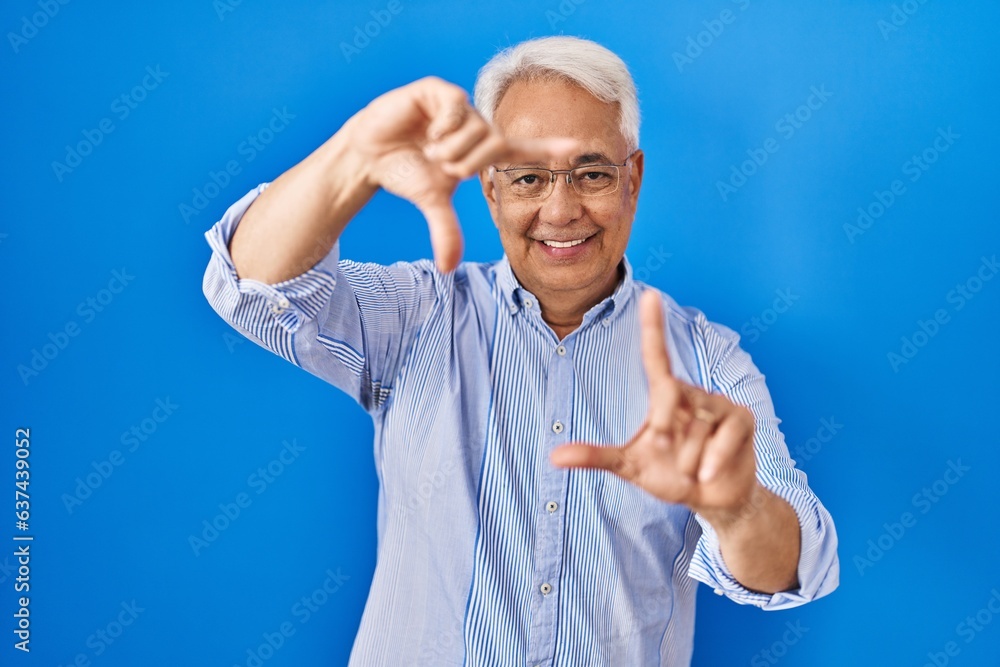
490;149;641;200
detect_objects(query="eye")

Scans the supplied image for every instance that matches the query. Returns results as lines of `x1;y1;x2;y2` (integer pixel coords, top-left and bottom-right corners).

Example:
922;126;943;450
579;170;612;181
514;174;539;185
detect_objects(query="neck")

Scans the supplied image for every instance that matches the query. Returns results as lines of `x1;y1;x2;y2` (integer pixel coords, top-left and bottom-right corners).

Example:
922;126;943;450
531;261;624;341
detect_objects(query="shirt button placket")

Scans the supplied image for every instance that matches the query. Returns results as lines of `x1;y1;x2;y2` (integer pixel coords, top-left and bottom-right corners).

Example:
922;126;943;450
526;338;574;666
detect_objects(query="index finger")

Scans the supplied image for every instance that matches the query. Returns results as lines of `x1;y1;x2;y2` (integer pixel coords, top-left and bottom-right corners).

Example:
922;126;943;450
640;288;673;381
639;288;683;431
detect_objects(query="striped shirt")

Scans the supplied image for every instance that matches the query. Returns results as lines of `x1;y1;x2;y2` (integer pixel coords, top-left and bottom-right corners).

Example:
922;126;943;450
202;183;839;667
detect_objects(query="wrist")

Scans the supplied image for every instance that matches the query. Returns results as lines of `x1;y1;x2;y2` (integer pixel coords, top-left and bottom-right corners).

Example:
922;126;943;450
699;482;770;535
316;113;380;195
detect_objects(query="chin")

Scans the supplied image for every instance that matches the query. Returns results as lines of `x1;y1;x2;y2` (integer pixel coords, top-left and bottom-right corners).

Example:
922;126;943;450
539;264;600;290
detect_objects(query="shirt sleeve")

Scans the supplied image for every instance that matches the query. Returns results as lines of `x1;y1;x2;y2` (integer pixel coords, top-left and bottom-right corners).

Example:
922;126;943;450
201;182;442;413
684;315;840;610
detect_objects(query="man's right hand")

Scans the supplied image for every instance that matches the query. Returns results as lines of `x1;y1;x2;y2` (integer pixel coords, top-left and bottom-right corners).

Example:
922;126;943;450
229;76;574;284
345;77;576;273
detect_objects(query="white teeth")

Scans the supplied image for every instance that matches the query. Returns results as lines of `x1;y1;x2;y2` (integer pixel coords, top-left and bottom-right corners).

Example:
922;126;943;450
542;238;587;248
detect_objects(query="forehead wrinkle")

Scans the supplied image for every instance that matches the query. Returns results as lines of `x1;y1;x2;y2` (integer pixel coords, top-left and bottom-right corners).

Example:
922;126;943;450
493;80;625;163
501;151;615;170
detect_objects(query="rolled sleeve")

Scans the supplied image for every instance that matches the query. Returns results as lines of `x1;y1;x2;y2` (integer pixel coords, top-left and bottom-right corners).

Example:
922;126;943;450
201;182;442;413
690;485;839;609
685;316;840;610
202;182;340;347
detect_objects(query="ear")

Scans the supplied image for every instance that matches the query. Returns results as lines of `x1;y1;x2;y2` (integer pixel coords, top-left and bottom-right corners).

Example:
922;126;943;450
626;149;644;209
479;167;501;229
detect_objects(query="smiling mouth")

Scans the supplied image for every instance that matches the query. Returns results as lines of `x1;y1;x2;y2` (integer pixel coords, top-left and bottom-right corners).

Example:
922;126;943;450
542;238;586;248
537;233;596;248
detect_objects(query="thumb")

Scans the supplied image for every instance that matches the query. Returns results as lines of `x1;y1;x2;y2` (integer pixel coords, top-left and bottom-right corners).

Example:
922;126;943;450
550;442;635;480
415;197;464;273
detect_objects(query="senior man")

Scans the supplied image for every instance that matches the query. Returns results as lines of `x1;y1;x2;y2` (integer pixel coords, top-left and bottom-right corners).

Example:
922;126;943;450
202;36;838;666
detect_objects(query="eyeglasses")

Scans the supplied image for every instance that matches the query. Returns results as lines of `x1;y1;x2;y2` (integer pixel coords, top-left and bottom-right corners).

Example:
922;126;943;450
491;150;639;200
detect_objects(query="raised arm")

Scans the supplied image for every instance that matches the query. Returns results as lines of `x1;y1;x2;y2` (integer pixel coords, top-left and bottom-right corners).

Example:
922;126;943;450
203;77;576;411
550;291;838;607
228;76;576;283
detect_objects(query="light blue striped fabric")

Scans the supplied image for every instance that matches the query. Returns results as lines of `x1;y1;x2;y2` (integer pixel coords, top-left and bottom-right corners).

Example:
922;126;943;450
202;183;839;667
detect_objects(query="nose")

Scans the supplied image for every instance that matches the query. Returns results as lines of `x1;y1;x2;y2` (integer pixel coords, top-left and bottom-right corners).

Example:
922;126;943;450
537;174;583;226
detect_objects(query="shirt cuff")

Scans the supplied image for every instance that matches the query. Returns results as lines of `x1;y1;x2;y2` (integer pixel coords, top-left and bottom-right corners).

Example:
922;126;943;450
203;182;340;335
688;484;839;610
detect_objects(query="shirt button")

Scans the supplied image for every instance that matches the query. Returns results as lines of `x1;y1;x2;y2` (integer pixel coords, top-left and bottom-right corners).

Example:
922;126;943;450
508;303;517;313
552;421;563;434
546;501;558;513
555;345;566;356
602;317;611;327
524;298;534;309
540;583;552;595
270;304;285;315
278;297;290;308
714;588;724;595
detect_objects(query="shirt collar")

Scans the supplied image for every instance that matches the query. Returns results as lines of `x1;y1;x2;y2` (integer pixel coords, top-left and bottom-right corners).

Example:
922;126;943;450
494;253;636;327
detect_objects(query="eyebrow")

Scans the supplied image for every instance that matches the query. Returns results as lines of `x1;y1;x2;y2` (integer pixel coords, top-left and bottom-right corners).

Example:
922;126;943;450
572;152;612;166
503;152;615;170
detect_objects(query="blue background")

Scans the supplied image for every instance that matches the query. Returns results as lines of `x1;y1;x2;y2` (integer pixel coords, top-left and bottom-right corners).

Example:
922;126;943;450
4;1;998;665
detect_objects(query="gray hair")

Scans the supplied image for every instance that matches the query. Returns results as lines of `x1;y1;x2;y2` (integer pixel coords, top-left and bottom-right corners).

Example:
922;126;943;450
473;36;640;152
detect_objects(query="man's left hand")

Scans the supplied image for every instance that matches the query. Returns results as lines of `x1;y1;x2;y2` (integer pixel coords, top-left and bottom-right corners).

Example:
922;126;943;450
550;289;761;523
